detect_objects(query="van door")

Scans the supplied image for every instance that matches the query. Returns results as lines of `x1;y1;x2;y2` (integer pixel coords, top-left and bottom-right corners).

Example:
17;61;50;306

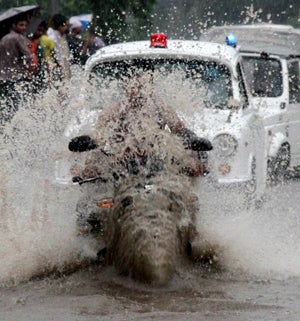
241;54;287;112
287;59;300;166
241;54;288;144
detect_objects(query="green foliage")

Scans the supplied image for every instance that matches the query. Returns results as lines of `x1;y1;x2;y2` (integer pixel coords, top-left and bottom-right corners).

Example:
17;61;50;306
90;0;157;44
0;0;39;11
0;0;91;20
58;0;92;17
1;0;300;42
152;0;300;38
0;0;157;43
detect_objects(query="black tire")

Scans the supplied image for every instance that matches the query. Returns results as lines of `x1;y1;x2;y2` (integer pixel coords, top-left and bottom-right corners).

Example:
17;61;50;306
268;144;290;182
245;157;257;194
243;157;266;210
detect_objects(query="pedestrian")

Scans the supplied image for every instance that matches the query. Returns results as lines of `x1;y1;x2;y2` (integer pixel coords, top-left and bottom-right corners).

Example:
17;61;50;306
69;72;212;178
0;14;36;123
47;14;71;81
28;22;47;92
38;20;59;86
67;17;85;65
81;25;105;59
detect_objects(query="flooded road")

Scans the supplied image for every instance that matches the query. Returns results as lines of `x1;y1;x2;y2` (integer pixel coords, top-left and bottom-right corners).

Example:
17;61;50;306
0;174;299;321
0;239;299;321
0;76;299;321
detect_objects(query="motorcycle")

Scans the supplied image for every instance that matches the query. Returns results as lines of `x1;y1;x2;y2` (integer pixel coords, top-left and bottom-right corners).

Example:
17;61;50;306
69;118;214;285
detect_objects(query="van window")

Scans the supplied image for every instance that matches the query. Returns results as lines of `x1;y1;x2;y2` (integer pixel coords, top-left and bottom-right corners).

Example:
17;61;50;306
242;56;283;97
288;60;300;104
90;58;233;109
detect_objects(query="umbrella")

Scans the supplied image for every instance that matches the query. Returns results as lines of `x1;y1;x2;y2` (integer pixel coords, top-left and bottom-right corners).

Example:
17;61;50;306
0;5;40;39
70;14;92;31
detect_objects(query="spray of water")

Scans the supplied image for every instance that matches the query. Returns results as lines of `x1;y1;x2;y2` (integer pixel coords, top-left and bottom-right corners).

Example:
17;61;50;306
0;56;299;287
157;68;300;280
0;73;98;286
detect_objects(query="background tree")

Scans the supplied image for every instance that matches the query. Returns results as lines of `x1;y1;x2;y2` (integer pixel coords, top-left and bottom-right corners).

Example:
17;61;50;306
88;0;156;44
152;0;300;38
0;0;90;21
1;0;300;42
0;0;156;43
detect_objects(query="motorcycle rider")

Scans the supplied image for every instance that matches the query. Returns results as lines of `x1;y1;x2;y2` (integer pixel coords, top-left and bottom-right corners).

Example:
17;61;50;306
69;71;212;179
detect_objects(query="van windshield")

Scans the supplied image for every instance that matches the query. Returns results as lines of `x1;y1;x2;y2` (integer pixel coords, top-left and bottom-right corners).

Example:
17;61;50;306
90;58;233;109
242;56;283;97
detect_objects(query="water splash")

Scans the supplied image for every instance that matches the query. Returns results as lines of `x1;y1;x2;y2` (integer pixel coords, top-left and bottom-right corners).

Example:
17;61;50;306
0;66;299;287
195;180;300;279
0;75;96;286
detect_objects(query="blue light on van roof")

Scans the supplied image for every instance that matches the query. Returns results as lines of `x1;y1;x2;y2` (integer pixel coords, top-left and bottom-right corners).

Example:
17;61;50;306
226;33;237;47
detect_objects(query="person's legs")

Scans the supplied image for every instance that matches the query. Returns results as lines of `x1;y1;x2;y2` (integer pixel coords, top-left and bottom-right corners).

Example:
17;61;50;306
0;81;16;125
0;79;33;126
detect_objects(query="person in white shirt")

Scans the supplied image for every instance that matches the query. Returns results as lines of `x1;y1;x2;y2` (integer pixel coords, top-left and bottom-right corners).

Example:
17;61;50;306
47;14;70;80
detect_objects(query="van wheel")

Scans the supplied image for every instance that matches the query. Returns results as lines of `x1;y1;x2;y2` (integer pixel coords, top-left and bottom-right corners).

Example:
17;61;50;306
268;144;290;182
244;157;266;209
245;157;257;194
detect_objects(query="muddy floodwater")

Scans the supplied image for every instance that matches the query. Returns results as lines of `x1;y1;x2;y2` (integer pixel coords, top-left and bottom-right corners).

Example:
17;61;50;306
0;195;300;321
0;74;299;321
0;258;299;321
0;176;299;321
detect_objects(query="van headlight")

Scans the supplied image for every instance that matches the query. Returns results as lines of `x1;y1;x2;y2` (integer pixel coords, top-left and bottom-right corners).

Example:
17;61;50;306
213;134;237;157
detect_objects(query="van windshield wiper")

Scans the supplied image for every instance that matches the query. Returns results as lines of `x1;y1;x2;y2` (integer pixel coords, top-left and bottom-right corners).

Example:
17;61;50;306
72;176;107;185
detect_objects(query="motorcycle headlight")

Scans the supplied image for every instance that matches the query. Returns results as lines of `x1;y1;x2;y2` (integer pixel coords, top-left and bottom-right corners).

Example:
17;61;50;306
213;134;238;157
97;197;114;208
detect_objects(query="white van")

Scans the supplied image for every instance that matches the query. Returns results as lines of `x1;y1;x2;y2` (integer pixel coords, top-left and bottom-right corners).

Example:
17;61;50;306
57;30;299;202
77;35;262;199
200;24;300;195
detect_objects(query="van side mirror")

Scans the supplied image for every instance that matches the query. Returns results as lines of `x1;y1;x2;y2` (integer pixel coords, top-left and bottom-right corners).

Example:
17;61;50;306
68;135;98;152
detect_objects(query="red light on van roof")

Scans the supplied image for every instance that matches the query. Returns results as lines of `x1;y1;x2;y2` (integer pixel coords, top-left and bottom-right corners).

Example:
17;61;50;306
150;33;167;48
